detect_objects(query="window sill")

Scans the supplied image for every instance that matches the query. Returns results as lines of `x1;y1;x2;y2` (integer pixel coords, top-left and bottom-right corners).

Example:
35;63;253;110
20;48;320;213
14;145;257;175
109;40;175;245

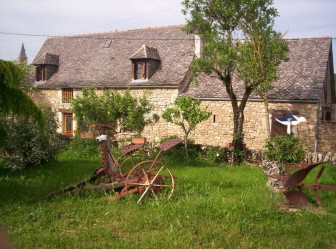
131;79;148;83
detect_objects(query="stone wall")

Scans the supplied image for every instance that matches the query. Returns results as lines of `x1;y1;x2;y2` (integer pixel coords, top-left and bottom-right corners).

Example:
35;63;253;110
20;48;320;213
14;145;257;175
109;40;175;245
189;101;336;154
33;89;336;153
36;88;183;139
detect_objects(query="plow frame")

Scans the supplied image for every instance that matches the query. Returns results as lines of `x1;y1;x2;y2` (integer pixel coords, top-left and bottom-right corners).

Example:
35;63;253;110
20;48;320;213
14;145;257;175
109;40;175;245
267;162;336;208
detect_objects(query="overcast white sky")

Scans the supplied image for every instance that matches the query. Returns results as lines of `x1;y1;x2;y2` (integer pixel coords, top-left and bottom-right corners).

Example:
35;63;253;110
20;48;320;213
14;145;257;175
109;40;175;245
0;0;335;67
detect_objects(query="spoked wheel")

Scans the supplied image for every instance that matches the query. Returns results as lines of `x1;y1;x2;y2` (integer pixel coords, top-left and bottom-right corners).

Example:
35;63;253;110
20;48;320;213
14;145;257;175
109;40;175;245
122;160;175;204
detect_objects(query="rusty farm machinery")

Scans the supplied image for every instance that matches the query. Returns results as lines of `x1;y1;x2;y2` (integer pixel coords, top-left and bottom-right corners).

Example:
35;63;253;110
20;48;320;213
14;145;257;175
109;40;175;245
47;124;181;203
268;162;336;208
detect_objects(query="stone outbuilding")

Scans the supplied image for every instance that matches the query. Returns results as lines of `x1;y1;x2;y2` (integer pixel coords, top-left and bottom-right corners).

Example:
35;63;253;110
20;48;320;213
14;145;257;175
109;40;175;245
29;25;336;153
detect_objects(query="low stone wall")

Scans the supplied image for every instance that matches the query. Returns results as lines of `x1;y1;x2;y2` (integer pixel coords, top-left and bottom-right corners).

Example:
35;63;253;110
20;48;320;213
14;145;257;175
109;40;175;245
245;150;336;166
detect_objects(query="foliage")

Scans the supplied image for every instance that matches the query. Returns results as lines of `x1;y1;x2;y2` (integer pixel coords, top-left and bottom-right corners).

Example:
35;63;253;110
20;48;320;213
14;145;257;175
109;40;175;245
157;136;229;164
182;0;288;159
2;107;63;170
59;138;100;160
157;135;202;163
203;146;228;163
162;96;211;163
72;88;157;133
263;135;306;164
0;60;44;146
1;156;336;248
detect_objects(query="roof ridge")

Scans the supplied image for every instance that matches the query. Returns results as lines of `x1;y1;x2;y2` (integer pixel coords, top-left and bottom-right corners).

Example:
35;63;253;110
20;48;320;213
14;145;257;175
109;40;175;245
48;24;186;39
284;36;332;41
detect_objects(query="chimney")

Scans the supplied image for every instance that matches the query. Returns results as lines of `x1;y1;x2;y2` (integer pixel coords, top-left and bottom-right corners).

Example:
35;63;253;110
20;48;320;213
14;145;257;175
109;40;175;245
18;43;28;64
195;34;203;58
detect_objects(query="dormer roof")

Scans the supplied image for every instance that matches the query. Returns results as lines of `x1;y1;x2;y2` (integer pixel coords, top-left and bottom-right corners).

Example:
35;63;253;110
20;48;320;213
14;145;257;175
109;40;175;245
129;44;160;60
33;53;59;65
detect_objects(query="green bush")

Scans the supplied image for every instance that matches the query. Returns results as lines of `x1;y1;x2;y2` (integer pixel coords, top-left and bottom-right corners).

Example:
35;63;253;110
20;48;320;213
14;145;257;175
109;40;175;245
263;135;306;164
60;138;100;159
2;107;64;170
203;146;228;163
156;136;202;163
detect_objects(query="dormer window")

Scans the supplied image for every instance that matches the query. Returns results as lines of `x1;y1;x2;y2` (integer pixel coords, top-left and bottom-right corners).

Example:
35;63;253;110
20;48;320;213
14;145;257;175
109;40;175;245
36;65;46;81
129;44;160;81
32;53;59;82
134;61;147;80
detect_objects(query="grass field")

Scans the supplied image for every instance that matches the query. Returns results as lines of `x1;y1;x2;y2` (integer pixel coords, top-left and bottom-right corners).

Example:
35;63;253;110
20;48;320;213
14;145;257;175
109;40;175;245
0;155;336;249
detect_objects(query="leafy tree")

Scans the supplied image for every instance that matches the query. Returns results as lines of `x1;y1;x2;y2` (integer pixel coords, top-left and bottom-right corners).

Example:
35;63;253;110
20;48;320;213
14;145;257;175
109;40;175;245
182;0;288;160
0;60;44;146
162;96;211;163
3;106;63;170
72;88;157;134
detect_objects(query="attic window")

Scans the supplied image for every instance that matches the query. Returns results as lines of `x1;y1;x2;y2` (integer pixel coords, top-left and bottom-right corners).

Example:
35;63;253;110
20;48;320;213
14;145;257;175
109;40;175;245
129;44;160;81
35;65;46;81
134;61;147;80
104;40;112;48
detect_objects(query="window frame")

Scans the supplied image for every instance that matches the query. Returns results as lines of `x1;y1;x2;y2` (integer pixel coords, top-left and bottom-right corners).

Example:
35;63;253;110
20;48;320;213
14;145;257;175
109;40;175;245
62;88;74;103
133;61;147;80
62;113;73;134
36;65;46;81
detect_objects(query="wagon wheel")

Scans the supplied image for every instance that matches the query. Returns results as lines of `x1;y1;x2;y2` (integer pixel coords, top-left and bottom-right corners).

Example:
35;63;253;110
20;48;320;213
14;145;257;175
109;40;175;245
122;160;175;204
115;153;144;176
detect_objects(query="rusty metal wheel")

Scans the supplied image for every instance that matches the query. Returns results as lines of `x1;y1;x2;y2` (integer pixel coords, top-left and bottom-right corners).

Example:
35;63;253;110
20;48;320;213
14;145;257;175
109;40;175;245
122;160;175;203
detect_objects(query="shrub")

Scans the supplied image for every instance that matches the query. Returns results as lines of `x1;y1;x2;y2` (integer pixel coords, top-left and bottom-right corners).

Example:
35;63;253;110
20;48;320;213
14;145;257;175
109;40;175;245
60;138;100;159
203;146;228;163
156;136;202;163
2;107;64;170
263;135;306;165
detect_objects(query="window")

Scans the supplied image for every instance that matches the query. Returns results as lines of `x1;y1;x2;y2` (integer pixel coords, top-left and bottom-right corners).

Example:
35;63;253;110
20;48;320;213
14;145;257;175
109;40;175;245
322;105;332;121
134;62;146;80
36;65;46;81
62;89;73;103
213;115;216;123
63;113;73;134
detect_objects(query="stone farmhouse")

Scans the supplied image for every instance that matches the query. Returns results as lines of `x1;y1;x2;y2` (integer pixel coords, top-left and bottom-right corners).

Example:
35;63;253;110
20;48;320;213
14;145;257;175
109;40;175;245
27;25;336;153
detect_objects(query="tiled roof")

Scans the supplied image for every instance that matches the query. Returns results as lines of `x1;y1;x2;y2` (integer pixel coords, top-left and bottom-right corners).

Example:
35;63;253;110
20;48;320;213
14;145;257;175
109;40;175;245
33;25;195;88
182;38;332;101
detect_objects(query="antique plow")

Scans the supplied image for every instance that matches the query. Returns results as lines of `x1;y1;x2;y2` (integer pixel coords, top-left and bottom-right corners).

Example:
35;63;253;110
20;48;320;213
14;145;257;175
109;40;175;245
47;124;181;203
268;162;336;208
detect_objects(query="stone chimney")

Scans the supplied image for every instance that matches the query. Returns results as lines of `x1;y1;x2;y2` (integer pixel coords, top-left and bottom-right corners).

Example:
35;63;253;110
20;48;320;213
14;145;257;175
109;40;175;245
18;43;28;64
195;35;203;58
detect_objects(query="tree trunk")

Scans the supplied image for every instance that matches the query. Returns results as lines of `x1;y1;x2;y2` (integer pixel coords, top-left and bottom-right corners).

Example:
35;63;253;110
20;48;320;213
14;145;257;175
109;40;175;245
184;136;190;164
216;71;252;163
230;91;252;163
264;95;271;139
232;107;245;153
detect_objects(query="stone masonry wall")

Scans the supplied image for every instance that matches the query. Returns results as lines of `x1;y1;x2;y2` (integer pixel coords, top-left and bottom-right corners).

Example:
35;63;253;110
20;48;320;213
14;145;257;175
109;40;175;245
37;88;183;139
190;101;336;154
34;89;336;153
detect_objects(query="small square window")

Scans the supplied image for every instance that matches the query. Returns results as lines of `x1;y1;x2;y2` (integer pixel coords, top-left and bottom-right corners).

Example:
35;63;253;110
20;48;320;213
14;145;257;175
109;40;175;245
62;89;73;103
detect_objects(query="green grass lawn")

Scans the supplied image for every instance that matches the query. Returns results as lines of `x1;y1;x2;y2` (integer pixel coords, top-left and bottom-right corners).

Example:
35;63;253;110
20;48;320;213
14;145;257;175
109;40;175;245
0;155;336;249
